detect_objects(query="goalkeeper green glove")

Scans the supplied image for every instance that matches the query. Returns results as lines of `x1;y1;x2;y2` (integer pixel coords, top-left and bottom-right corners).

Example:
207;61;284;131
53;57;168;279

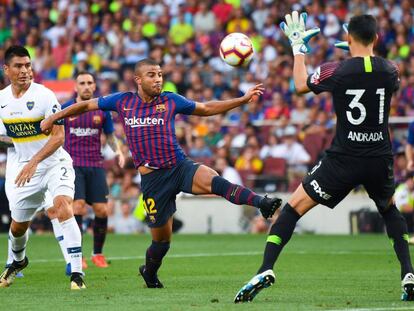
280;11;320;55
334;23;349;51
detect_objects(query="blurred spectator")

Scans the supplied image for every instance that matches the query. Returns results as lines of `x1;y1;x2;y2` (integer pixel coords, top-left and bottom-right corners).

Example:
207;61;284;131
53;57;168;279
123;30;150;68
235;145;263;174
259;134;280;159
269;126;311;177
169;13;194;45
395;172;414;237
406;121;414;172
212;0;233;25
113;200;143;234
189;136;213;158
214;157;243;185
193;2;216;33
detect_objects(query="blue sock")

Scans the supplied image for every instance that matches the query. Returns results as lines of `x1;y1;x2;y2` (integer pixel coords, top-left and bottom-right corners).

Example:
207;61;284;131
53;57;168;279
211;176;262;207
145;241;170;279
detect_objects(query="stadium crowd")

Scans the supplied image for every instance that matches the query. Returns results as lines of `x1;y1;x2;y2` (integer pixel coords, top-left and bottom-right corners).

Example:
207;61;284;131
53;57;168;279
0;0;413;232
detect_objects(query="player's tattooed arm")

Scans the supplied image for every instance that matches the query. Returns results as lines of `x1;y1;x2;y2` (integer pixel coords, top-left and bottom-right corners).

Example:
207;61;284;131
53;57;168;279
106;134;125;168
41;98;99;134
192;84;264;116
0;135;13;147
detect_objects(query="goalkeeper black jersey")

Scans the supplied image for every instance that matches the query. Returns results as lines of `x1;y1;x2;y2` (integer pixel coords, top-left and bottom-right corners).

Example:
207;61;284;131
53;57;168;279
307;56;400;157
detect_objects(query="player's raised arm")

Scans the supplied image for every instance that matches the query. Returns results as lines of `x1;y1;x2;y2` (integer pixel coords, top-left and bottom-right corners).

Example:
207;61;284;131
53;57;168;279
280;11;320;94
192;83;264;116
40;98;99;133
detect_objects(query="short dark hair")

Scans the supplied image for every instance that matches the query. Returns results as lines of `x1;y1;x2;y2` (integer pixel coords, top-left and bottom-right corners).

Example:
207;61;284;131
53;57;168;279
348;15;377;46
134;58;160;74
4;45;30;64
74;71;96;82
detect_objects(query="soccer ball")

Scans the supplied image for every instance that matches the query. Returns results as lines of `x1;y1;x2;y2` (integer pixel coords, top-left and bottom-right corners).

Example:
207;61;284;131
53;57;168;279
219;33;254;67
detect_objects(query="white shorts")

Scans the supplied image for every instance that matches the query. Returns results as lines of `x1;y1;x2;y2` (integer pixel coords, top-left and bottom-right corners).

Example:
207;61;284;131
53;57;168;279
6;159;75;222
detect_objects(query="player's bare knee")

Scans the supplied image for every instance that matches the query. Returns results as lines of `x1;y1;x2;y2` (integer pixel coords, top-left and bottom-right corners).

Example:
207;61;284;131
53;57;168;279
73;200;86;215
54;195;74;221
93;203;108;217
10;221;29;237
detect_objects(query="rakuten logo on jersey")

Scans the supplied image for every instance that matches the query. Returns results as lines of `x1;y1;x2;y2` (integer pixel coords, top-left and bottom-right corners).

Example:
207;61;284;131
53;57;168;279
70;127;99;136
124;116;165;128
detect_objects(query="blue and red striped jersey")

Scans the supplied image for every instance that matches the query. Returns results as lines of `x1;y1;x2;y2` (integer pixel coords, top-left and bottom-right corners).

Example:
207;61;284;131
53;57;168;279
98;91;196;169
62;99;114;167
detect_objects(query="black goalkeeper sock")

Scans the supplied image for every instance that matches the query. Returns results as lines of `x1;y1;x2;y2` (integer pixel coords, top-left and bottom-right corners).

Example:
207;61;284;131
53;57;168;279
258;204;301;273
380;204;414;279
74;215;83;235
211;175;262;207
93;216;108;254
145;241;170;280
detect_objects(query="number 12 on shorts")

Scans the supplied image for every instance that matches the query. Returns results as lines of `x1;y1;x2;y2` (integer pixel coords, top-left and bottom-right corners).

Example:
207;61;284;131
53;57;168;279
143;197;157;215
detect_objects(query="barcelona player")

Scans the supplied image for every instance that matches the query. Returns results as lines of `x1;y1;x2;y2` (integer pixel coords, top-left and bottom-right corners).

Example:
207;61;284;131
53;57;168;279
41;58;282;288
62;72;124;270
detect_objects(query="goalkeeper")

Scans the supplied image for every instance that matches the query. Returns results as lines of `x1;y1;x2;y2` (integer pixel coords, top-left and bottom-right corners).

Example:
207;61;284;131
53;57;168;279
234;12;414;303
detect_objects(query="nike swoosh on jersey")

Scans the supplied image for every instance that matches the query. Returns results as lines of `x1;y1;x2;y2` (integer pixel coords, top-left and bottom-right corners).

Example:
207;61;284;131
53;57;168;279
123;107;134;111
69;117;78;121
1;105;7;108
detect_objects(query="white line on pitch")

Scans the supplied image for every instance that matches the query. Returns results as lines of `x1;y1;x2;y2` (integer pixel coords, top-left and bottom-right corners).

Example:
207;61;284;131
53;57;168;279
27;250;393;264
28;251;263;263
323;307;414;311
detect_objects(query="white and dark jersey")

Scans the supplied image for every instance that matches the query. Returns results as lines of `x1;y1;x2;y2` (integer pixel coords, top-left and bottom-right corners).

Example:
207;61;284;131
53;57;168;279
307;56;399;157
0;82;71;169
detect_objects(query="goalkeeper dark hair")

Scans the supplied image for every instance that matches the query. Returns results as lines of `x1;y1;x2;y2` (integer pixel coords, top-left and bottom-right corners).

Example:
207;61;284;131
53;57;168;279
348;15;377;46
4;45;30;64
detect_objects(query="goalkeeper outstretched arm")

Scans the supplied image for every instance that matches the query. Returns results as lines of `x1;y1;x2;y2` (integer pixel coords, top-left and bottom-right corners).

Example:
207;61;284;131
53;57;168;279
280;11;320;94
293;54;310;94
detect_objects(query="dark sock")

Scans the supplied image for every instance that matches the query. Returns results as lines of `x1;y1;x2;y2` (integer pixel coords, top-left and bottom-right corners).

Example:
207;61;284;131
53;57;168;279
145;241;170;280
93;216;108;254
258;204;301;273
211;176;262;207
380;205;414;279
75;215;83;235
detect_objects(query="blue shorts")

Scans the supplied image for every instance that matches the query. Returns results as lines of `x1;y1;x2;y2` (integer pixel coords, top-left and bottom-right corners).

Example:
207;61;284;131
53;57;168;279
74;166;109;204
140;158;200;228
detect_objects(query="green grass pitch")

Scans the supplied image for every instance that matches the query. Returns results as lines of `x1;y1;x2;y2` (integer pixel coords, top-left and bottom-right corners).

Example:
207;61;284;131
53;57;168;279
1;233;414;311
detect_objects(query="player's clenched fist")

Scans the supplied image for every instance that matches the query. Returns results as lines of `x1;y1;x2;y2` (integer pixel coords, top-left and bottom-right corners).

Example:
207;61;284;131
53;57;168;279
40;117;54;134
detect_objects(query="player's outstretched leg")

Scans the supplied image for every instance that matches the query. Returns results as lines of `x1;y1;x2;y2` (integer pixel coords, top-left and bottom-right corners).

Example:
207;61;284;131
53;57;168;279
380;205;414;300
234;270;275;303
234;203;301;302
211;176;282;218
402;273;414;301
